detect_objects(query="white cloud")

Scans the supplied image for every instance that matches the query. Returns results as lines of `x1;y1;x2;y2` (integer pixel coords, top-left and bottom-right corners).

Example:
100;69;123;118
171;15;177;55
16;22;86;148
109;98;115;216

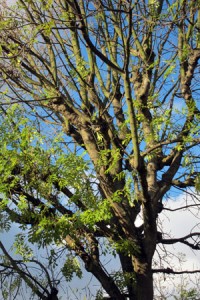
154;191;200;299
159;192;200;265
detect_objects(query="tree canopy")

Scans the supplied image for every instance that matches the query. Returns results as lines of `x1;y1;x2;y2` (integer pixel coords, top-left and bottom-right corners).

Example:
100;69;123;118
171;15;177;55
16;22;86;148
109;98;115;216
0;0;200;299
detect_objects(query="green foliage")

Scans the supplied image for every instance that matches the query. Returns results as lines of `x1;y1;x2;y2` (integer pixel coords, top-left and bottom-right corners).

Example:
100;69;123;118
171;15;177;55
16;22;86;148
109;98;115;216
95;289;104;300
112;238;140;256
112;270;136;293
79;198;112;227
61;256;82;281
0;104;92;248
174;287;200;300
98;148;121;174
0;104;88;197
28;214;73;246
12;234;33;261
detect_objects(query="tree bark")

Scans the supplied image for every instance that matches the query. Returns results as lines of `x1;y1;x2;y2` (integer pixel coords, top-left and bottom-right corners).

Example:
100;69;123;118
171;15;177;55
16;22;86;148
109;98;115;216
135;269;153;300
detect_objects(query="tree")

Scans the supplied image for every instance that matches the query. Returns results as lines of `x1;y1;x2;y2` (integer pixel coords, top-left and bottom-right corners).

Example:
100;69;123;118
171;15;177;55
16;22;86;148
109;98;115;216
0;0;200;299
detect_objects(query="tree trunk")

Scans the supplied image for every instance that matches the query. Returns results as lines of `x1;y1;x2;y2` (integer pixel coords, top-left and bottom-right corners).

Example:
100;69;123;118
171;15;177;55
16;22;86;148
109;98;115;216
135;270;153;300
131;258;154;300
